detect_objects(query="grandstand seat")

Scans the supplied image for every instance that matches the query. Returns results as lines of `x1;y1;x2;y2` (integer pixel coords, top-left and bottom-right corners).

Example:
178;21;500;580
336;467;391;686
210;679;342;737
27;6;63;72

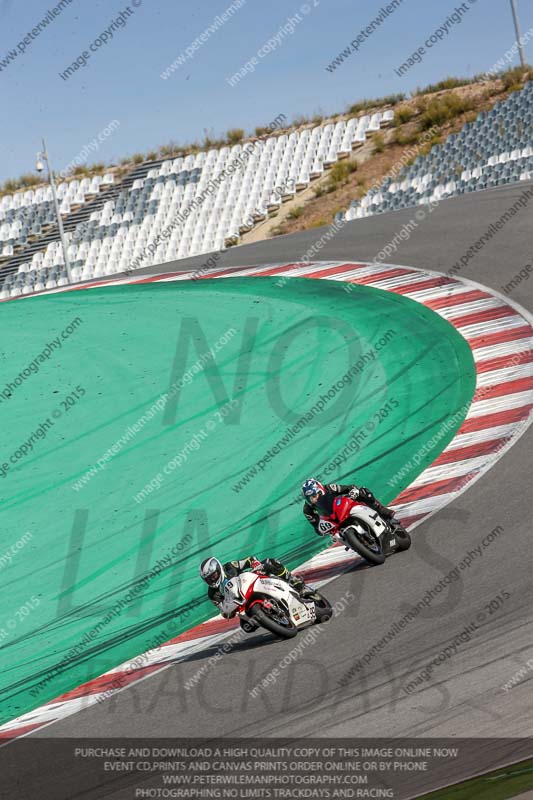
337;82;533;224
0;103;417;294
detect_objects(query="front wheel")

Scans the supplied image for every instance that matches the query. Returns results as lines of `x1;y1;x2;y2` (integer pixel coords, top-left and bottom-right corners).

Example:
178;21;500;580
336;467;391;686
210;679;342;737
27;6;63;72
249;601;298;639
343;523;385;565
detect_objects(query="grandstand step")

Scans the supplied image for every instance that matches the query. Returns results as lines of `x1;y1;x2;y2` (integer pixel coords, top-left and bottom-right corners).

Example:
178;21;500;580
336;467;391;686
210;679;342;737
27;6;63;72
0;167;140;283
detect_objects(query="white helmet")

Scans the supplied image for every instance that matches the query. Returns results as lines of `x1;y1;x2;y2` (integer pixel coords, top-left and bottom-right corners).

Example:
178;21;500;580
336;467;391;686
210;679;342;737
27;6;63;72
199;557;225;588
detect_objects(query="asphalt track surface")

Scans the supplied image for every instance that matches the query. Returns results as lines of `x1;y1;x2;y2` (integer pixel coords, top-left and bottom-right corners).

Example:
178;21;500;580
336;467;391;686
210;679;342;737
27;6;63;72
30;184;533;786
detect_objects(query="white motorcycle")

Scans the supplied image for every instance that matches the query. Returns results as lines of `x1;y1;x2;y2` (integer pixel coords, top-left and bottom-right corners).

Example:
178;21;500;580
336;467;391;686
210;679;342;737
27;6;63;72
219;569;333;639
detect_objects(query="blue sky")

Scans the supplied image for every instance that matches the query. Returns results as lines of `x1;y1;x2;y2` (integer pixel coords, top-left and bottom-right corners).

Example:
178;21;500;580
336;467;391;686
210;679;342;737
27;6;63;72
0;0;531;183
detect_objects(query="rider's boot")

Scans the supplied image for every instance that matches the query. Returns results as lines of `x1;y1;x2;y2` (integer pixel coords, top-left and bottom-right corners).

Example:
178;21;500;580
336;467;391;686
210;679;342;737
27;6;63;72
370;497;396;521
289;573;320;600
288;572;306;592
359;488;396;521
262;559;307;594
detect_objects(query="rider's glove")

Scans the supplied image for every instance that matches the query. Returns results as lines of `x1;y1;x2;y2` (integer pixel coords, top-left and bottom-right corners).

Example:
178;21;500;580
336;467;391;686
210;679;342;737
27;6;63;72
348;487;360;500
358;487;374;502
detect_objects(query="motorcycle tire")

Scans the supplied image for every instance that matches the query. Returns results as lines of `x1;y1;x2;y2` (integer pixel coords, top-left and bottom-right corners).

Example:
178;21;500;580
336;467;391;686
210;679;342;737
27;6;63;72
393;525;411;552
343;523;386;565
313;592;333;623
249;603;298;639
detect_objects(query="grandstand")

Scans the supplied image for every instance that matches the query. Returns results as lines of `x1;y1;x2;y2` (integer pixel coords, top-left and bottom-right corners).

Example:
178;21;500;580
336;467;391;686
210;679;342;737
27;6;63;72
338;81;533;222
0;110;394;299
2;79;533;301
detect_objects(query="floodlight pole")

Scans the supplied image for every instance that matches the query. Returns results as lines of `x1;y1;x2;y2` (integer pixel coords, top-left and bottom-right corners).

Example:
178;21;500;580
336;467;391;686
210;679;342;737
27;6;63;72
37;139;73;284
510;0;526;69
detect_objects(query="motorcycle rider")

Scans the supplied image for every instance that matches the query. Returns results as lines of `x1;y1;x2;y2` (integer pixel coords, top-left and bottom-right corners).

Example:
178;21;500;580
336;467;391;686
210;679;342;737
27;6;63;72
199;555;317;629
301;478;400;535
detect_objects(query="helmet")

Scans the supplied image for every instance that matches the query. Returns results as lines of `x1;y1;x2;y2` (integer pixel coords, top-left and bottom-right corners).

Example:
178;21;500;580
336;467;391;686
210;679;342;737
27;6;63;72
302;478;325;503
199;557;225;588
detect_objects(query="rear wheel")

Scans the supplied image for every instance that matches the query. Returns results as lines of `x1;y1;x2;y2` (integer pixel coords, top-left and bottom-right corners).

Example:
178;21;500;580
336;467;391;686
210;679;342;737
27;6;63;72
313;592;333;623
393;524;411;552
343;523;386;565
249;600;298;639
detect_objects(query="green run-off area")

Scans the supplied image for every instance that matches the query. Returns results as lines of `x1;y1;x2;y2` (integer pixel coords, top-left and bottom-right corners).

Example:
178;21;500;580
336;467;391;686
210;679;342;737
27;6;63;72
0;277;476;724
418;757;533;800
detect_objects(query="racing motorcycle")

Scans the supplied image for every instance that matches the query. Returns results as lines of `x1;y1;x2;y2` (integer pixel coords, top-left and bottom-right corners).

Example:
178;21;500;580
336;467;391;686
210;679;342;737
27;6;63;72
219;569;333;639
317;495;411;566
